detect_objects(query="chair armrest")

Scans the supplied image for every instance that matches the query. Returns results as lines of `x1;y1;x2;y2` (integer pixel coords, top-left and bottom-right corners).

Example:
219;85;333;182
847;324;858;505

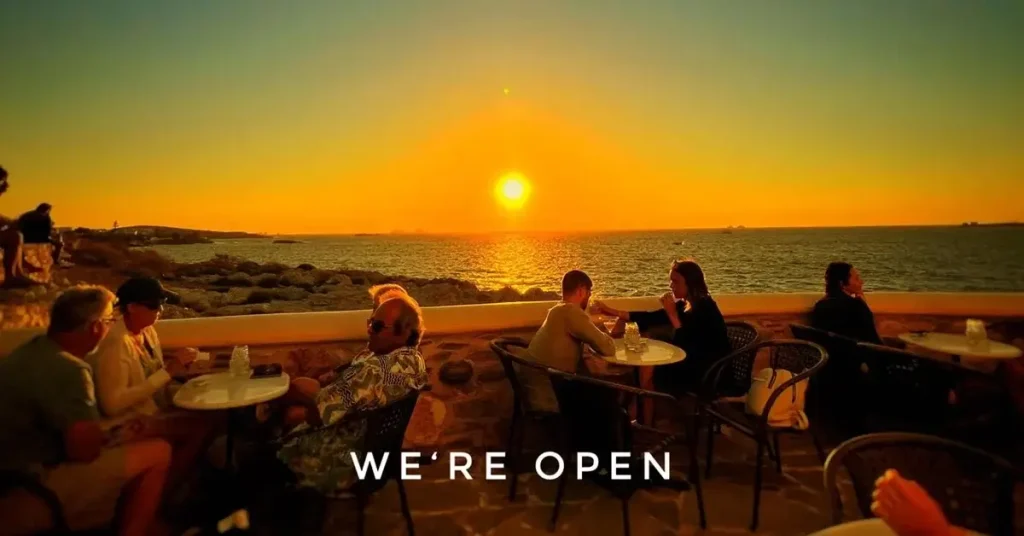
546;367;680;402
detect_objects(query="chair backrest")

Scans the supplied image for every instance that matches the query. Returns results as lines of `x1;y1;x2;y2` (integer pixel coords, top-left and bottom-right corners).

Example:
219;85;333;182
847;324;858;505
489;337;543;414
790;323;862;414
853;343;955;418
360;389;423;486
698;321;762;398
544;367;631;457
823;432;1018;535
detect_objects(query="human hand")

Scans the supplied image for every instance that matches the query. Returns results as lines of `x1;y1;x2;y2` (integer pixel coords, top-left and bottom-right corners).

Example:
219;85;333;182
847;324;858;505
590;300;610;316
871;469;950;536
176;347;200;366
661;292;678;314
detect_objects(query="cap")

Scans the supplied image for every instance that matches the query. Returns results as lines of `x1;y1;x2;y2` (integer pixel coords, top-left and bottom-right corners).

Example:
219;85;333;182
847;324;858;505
115;277;179;306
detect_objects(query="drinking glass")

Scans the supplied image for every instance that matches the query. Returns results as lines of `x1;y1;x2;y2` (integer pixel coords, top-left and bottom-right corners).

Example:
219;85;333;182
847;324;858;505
965;319;987;349
230;345;251;377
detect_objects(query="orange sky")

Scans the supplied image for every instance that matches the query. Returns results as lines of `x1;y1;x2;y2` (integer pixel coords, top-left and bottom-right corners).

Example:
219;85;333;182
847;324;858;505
1;2;1022;234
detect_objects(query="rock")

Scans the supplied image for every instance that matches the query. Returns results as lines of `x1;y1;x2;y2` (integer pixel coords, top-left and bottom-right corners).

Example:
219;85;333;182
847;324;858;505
255;274;280;288
272;287;311;301
211;272;254;287
296;263;316;271
279;271;316;291
440;360;474;385
236;261;262;275
476;362;507;383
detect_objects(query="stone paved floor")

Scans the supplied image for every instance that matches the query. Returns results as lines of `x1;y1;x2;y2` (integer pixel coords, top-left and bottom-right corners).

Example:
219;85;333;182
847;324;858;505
320;425;840;536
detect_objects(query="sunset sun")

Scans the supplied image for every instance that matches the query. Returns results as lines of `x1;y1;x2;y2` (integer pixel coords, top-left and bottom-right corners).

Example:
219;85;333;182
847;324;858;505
495;172;531;210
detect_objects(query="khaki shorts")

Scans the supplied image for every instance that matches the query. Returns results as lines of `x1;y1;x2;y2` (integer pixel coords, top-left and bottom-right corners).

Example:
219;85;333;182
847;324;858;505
0;447;127;535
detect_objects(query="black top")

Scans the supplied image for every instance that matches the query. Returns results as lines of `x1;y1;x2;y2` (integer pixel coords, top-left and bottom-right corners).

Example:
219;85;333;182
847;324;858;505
810;293;882;344
17;210;54;244
628;295;731;393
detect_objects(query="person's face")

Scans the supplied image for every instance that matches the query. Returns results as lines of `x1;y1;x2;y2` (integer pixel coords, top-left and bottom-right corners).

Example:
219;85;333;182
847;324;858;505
366;300;409;354
843;268;864;295
126;300;163;329
577;287;592;310
669;269;689;300
87;303;116;352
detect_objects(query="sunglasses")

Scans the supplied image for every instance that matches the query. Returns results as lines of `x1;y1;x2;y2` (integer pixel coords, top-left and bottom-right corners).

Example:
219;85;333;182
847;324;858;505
367;318;392;334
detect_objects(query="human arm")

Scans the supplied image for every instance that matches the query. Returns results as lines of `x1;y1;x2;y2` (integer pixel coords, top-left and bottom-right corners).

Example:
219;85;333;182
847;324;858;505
566;306;616;357
315;359;384;427
43;365;105;462
95;338;171;417
871;469;978;536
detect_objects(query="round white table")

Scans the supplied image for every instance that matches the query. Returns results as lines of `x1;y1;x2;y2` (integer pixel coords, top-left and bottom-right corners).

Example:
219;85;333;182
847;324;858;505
174;371;290;470
173;371;291;410
899;332;1022;363
809;519;894;536
601;339;687;367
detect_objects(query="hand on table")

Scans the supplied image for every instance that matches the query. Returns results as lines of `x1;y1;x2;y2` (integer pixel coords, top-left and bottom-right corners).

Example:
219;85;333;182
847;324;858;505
871;469;951;536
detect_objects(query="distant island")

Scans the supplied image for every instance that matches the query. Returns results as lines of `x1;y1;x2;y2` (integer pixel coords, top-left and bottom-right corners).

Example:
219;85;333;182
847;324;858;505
68;226;266;247
272;239;303;244
960;222;1023;228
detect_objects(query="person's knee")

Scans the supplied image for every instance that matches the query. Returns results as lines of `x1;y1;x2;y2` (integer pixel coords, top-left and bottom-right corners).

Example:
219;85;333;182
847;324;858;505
125;439;173;476
290;377;320;397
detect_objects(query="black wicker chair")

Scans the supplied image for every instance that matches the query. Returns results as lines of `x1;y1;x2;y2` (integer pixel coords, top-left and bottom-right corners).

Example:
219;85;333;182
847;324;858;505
0;470;69;534
544;367;706;535
790;323;865;439
280;388;425;535
700;339;829;531
489;337;564;502
852;343;958;435
823;432;1020;536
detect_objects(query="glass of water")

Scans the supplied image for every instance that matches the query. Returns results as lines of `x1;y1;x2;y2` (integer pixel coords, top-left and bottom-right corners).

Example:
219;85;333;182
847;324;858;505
230;345;251;377
965;319;987;349
624;322;642;352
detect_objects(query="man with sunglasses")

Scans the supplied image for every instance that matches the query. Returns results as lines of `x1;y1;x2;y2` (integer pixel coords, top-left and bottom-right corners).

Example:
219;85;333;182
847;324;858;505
0;286;172;535
275;289;428;495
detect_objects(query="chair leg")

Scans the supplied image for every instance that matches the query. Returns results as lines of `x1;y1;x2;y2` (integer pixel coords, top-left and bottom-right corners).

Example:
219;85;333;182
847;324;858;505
356;490;367;536
507;410;522;501
397;479;415;536
811;428;827;464
750;439;765;532
704;415;716;479
772;433;783;474
548;470;568;531
688;437;708;529
621;497;631;536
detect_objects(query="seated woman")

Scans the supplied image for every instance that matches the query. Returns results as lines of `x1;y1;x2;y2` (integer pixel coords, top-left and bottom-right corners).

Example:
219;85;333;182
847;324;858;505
275;290;428;495
810;262;883;344
90;276;217;493
592;259;731;395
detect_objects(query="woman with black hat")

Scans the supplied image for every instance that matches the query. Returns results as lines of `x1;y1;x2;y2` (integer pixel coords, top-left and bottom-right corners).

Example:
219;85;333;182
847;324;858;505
90;277;216;494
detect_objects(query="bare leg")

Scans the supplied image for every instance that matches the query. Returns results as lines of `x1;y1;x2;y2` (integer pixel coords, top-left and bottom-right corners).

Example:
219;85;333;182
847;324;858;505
638;367;655;424
119;439;172;536
1;228;28;286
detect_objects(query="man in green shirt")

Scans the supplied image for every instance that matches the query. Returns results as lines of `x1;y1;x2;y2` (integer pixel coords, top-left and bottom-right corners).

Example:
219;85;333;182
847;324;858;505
522;270;617;411
0;286;172;535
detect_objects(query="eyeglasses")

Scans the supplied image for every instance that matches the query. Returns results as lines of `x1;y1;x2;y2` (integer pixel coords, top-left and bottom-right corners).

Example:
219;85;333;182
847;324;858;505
367;318;392;334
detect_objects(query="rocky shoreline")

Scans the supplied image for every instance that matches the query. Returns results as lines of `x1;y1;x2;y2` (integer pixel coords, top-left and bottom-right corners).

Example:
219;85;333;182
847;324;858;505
0;234;559;330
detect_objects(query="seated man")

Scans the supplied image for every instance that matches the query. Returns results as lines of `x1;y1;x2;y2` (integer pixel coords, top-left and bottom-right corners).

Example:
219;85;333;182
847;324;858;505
521;270;617;412
0;286;171;535
810;262;883;344
274;290;428;495
17;203;63;264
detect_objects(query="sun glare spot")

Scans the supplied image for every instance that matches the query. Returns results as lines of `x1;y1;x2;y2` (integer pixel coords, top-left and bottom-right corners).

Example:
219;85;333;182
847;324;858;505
495;173;530;210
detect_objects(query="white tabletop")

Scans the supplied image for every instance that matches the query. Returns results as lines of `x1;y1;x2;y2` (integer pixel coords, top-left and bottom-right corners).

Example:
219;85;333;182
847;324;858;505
173;371;290;410
899;332;1023;360
601;339;686;367
809;519;894;536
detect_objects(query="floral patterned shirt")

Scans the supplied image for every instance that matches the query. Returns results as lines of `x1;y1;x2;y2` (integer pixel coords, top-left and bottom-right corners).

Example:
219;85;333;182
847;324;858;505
277;346;428;495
